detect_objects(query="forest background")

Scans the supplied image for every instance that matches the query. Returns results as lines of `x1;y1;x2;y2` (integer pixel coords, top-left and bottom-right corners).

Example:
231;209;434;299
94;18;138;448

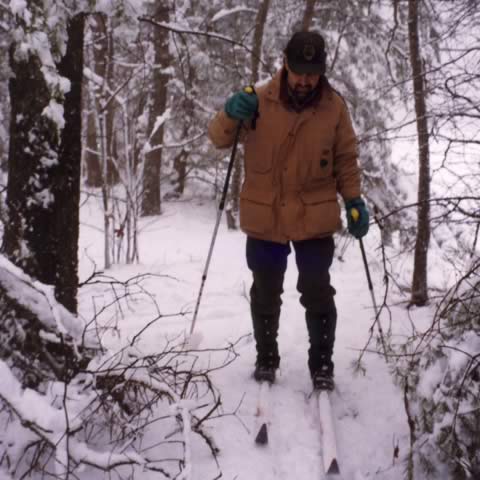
0;1;478;480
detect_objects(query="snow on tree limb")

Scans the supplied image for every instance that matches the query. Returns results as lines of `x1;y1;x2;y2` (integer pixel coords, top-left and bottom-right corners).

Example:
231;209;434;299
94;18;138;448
0;255;92;344
143;108;171;154
137;17;270;72
211;7;257;23
0;331;230;478
0;361;146;472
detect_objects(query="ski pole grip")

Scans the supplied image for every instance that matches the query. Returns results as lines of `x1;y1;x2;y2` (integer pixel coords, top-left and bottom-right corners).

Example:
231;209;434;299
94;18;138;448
351;208;360;222
243;85;259;130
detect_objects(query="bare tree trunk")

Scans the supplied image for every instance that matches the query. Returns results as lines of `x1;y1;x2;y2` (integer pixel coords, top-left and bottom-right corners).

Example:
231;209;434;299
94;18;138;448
0;40;9;173
84;14;119;268
166;119;189;200
54;14;85;312
104;22;118;185
408;0;430;306
84;94;102;186
301;0;317;31
251;0;271;85
84;15;102;188
4;14;85;313
142;5;170;216
85;14;118;187
173;149;187;196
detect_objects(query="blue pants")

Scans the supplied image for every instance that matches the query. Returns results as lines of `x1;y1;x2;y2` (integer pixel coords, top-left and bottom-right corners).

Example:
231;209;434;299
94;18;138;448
246;236;337;376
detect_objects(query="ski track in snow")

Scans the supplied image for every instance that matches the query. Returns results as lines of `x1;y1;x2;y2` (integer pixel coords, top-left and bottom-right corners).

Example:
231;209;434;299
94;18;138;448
79;198;411;480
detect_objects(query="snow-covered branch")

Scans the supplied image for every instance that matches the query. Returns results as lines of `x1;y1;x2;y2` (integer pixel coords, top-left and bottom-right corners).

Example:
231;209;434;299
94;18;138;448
137;17;270;71
211;6;257;23
0;327;235;478
0;260;240;477
144;132;205;155
0;254;99;386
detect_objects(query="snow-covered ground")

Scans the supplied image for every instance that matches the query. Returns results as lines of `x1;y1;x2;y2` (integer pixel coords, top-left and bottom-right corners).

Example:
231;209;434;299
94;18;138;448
77;193;430;480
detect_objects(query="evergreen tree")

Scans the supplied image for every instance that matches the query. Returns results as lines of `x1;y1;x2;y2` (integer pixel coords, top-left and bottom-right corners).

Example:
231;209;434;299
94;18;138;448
4;4;85;313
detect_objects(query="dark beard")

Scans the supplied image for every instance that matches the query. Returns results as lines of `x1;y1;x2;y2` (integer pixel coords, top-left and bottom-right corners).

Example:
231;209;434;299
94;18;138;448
293;86;313;99
287;85;320;112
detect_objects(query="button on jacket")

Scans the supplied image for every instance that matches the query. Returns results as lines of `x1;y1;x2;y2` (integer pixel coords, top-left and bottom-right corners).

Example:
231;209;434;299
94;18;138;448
208;69;361;244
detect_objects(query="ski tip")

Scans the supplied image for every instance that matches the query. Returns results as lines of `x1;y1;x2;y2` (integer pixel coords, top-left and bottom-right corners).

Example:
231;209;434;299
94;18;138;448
255;423;268;445
326;458;340;475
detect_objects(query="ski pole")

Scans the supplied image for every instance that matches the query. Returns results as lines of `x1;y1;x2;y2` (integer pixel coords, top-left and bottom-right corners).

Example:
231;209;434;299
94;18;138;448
351;208;388;361
190;87;258;336
189;121;242;336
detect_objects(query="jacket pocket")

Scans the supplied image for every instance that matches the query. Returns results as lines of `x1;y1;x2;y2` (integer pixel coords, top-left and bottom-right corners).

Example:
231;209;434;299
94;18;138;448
297;137;334;183
300;187;340;236
240;186;275;234
310;147;333;180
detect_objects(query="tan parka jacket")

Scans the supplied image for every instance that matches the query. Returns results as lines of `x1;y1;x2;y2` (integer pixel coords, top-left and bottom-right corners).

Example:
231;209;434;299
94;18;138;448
208;69;361;244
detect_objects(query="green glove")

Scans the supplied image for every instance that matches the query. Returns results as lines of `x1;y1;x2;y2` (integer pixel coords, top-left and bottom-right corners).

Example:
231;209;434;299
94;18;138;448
345;197;369;239
224;90;259;121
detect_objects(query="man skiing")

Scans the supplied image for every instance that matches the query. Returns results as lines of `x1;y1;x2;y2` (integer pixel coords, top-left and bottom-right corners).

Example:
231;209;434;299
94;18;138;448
208;31;369;391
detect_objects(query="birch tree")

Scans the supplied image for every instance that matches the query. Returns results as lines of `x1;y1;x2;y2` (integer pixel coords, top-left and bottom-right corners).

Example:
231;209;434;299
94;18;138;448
84;13;118;188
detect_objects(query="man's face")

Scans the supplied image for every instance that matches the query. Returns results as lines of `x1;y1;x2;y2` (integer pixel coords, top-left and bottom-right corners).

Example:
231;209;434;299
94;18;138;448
284;59;321;99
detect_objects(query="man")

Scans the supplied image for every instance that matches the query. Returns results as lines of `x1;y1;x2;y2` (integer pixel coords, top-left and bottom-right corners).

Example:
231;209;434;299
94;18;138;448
208;31;369;391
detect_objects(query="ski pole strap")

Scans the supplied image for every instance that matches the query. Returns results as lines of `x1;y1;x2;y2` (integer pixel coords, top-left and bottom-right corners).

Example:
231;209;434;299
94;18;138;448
243;85;259;130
